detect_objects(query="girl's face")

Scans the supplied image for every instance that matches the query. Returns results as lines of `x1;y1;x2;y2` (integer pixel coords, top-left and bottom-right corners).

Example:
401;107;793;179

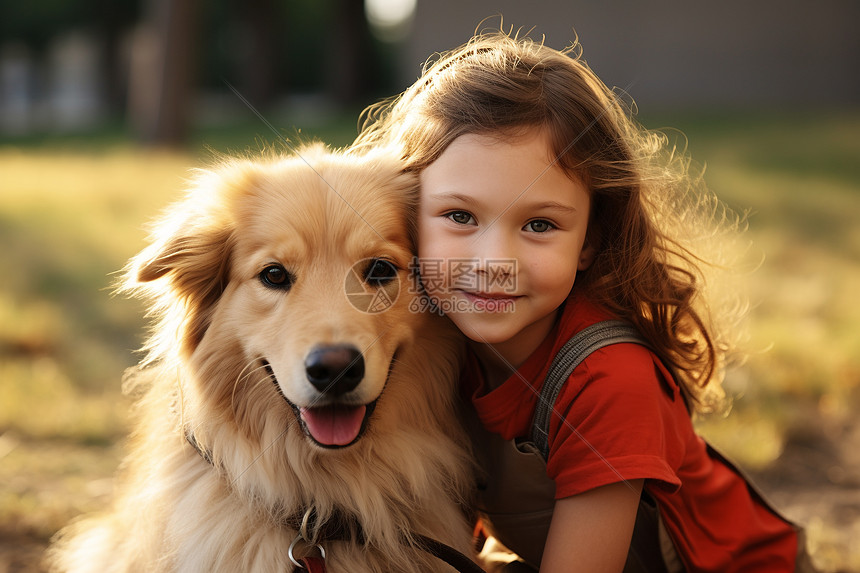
418;130;595;366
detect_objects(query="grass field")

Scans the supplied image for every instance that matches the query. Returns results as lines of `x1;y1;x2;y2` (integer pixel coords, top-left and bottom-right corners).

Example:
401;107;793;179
1;110;859;571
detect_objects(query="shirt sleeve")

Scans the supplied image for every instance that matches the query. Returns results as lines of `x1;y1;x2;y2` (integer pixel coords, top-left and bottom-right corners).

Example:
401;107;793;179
545;343;686;499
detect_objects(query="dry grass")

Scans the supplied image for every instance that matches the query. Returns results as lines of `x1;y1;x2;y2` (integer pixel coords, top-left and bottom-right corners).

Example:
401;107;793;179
0;148;191;442
1;111;858;571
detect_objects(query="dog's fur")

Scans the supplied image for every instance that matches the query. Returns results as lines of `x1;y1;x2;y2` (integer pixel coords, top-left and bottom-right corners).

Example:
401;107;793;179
47;146;475;572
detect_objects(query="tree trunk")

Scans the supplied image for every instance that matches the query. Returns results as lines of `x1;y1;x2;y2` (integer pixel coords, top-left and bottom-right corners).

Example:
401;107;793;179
130;0;198;146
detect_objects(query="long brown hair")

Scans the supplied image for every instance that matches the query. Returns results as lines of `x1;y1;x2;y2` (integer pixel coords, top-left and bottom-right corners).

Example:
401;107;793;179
354;32;747;412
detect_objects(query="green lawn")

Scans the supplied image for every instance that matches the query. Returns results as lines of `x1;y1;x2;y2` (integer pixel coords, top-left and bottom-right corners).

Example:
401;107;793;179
1;110;858;571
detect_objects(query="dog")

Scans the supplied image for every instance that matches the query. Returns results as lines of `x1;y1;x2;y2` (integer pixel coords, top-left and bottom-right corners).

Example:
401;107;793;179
47;145;477;573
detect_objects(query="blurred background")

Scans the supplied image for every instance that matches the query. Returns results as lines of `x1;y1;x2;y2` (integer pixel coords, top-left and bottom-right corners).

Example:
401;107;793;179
0;0;858;571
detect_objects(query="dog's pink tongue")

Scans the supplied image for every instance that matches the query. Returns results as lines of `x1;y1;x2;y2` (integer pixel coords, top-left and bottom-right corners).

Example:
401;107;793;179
300;405;366;446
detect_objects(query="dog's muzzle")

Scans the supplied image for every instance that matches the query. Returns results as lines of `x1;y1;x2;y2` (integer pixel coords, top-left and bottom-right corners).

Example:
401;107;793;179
263;344;395;449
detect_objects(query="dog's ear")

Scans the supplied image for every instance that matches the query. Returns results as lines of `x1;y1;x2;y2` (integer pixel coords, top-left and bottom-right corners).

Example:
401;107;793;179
131;216;233;302
124;170;237;354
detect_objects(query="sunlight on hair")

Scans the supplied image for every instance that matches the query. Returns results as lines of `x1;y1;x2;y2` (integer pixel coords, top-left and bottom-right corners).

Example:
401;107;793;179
353;30;757;416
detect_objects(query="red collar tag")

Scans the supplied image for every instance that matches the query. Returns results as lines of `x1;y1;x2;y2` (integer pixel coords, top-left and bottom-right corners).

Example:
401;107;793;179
300;556;327;573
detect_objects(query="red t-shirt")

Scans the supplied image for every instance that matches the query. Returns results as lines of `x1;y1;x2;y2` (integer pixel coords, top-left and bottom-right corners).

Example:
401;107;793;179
463;295;798;571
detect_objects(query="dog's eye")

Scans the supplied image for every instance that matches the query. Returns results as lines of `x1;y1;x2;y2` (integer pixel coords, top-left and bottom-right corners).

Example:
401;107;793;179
363;258;398;287
259;264;295;290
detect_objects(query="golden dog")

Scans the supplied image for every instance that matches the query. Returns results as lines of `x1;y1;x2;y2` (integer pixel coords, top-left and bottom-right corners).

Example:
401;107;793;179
48;146;475;572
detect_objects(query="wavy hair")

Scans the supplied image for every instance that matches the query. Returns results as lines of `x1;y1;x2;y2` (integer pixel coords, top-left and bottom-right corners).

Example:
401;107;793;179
353;31;748;412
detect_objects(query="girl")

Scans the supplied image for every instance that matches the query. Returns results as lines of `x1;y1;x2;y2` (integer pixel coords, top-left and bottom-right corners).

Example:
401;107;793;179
355;32;816;572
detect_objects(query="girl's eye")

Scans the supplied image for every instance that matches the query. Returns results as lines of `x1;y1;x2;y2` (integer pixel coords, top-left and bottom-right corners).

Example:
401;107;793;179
259;264;295;290
446;211;475;225
525;219;554;233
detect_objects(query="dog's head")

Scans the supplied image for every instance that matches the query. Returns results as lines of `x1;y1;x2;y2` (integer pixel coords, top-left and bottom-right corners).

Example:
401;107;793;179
126;145;424;449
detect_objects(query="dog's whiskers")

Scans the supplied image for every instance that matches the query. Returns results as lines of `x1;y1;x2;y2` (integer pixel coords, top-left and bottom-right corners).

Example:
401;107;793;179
230;329;396;485
230;360;263;412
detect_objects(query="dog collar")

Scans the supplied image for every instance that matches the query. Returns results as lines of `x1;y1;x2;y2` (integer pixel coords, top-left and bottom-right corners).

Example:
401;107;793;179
183;429;484;572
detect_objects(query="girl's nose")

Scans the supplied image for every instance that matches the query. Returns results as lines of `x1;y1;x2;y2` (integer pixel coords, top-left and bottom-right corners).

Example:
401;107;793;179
469;228;517;286
470;226;516;261
475;258;516;294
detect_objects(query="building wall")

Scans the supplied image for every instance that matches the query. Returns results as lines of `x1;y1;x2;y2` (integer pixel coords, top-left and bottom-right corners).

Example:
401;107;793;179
401;0;860;110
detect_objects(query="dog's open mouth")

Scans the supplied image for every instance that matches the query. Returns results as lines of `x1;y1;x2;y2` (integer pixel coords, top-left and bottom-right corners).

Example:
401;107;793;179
299;403;376;447
262;360;381;449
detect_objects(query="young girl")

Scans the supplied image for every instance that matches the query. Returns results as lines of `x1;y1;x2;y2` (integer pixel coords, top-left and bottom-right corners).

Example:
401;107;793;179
355;32;815;573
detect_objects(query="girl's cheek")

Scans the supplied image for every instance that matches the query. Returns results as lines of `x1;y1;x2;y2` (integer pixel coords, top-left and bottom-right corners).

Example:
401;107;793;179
417;227;461;299
417;219;448;256
426;236;464;266
419;260;449;297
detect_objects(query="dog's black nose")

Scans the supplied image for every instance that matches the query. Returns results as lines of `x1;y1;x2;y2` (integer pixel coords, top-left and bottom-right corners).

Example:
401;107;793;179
304;345;365;395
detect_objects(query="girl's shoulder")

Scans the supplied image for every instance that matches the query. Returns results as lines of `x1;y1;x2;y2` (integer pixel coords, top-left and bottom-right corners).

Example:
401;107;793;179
579;342;679;401
546;340;689;496
544;342;681;432
552;295;681;402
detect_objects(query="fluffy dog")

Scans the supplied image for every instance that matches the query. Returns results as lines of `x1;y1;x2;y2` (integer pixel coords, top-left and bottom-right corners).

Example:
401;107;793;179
48;146;475;572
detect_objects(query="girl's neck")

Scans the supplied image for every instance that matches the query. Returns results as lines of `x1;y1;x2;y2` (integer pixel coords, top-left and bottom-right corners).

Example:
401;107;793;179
468;310;560;389
468;341;520;389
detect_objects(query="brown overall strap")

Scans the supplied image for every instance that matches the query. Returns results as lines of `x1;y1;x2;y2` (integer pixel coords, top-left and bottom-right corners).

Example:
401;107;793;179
530;320;648;457
527;320;673;573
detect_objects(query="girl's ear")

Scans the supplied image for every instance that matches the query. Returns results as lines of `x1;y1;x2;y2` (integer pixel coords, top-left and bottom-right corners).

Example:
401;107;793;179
577;240;597;271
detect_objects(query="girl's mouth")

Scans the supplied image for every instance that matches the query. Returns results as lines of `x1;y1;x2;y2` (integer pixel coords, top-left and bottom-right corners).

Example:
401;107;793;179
464;291;517;299
460;290;520;311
